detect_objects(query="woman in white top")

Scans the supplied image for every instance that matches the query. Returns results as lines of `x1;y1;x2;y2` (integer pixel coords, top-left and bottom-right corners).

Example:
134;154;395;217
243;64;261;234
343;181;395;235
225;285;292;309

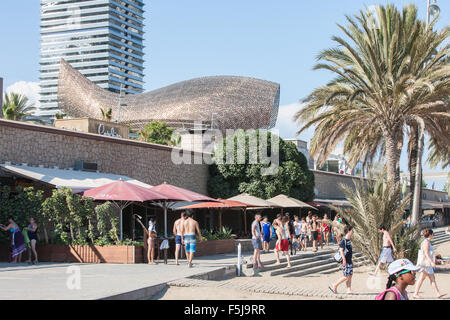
413;229;446;299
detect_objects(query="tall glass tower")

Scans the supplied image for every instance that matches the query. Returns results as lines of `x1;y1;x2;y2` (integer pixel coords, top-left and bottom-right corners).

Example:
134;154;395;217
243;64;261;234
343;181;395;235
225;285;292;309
39;0;145;121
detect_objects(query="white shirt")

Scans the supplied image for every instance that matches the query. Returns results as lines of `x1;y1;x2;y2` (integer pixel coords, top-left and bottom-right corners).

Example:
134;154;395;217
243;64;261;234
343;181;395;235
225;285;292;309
294;221;302;235
148;221;156;234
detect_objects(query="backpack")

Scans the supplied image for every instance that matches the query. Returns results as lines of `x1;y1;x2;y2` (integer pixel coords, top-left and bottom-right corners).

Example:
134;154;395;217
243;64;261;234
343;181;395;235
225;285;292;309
375;287;402;300
333;240;348;263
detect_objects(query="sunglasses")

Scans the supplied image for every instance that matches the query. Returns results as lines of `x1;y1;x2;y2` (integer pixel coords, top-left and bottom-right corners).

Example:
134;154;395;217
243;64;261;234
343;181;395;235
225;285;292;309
395;270;415;278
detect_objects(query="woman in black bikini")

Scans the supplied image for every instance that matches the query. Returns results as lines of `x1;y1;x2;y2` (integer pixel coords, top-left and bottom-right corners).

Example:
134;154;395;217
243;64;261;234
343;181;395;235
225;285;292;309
24;217;38;264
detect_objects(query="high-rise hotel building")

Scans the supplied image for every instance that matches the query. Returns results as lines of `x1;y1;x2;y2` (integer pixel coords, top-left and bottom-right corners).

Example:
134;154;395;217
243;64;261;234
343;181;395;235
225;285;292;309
39;0;145;120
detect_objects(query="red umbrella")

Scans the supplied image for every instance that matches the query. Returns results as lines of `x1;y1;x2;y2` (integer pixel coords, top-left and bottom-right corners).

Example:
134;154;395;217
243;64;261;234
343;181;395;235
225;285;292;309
83;180;169;241
150;183;218;202
149;182;219;237
177;198;251;209
176;198;252;230
83;180;168;202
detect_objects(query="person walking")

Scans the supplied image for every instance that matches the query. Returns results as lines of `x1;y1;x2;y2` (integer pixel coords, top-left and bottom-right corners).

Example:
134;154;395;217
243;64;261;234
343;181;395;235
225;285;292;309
261;216;272;253
24;217;38;265
321;214;331;247
332;215;342;244
272;213;282;229
329;225;354;295
251;213;264;269
181;210;202;268
173;211;186;265
293;216;302;254
0;217;26;263
310;215;320;252
300;217;308;251
413;229;446;299
371;225;397;276
285;212;296;255
147;218;157;265
274;216;292;268
376;259;420;300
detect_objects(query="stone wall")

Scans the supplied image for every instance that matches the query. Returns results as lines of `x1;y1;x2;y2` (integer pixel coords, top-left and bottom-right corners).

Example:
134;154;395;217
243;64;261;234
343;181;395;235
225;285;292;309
0;119;210;194
312;170;364;200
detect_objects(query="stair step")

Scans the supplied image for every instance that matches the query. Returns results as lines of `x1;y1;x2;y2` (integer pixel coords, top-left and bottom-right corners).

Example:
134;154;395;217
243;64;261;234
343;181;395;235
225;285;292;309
246;249;335;269
267;252;365;276
285;257;369;277
270;257;335;276
255;254;332;273
319;258;370;275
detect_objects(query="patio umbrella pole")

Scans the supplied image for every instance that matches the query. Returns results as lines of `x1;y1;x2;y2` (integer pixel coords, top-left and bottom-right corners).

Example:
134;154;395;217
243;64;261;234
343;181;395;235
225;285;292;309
164;200;168;238
120;207;123;241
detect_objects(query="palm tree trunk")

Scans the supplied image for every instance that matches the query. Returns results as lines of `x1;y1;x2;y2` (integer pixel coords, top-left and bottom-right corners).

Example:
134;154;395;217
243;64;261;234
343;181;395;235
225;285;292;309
408;126;418;212
411;123;424;226
384;133;401;184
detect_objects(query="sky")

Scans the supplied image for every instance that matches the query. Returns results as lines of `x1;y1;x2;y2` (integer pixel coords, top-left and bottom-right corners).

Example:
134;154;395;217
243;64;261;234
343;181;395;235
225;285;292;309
0;0;448;189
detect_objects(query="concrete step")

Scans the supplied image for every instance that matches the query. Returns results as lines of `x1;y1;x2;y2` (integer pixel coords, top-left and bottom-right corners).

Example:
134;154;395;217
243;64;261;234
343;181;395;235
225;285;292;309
319;257;370;275
246;248;335;269
285;256;369;277
269;252;365;277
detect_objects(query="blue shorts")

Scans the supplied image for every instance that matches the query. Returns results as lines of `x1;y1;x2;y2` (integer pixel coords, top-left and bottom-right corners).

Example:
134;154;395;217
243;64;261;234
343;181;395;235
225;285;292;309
342;263;353;277
252;238;262;250
184;235;196;253
263;234;271;243
175;235;183;245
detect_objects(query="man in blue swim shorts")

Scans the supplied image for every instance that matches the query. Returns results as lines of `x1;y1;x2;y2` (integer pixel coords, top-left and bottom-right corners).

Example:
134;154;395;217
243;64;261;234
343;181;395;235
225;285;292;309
181;210;202;268
173;211;186;265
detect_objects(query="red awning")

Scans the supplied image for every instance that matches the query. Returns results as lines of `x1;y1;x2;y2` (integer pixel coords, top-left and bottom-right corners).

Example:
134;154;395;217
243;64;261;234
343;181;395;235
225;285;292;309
83;180;168;202
177;198;252;209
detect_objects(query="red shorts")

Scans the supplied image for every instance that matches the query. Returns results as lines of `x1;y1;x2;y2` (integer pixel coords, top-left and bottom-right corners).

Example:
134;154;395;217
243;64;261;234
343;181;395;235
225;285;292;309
276;239;289;252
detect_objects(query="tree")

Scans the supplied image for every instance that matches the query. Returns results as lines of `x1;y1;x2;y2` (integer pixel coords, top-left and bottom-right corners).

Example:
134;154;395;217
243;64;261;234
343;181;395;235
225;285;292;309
138;121;176;146
208;130;315;201
2;92;40;123
100;108;112;121
332;173;420;264
294;4;449;187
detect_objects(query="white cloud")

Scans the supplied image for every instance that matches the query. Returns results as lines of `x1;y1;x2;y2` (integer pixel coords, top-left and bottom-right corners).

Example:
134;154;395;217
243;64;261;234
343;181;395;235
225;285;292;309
5;81;41;115
273;102;315;142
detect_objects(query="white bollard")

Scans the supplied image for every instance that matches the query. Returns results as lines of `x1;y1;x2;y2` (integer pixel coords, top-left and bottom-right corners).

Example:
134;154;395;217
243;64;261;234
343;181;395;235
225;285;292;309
237;243;242;276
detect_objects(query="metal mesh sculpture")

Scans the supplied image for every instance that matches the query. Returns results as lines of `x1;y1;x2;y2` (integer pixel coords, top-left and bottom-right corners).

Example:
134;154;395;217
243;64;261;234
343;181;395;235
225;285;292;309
57;59;280;133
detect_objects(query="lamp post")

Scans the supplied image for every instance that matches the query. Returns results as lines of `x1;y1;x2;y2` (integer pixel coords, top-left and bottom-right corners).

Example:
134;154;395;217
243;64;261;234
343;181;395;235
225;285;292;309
427;0;440;26
117;84;125;123
411;0;441;226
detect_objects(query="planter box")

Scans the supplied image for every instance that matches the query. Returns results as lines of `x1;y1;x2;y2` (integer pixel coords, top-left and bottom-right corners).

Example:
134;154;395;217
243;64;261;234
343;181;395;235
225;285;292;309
195;239;235;257
0;244;145;264
0;239;236;262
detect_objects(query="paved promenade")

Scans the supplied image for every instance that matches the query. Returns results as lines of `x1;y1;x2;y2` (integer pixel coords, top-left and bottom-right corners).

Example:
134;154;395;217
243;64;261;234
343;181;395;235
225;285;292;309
0;253;240;300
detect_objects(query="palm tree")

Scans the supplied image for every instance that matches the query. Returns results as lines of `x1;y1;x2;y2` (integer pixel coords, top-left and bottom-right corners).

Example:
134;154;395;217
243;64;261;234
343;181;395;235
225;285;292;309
2;92;37;122
332;173;418;265
426;135;449;169
294;5;449;186
100;108;112;121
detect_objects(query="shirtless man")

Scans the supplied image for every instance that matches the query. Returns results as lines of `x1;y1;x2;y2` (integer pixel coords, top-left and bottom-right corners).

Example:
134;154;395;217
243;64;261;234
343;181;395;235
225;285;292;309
310;215;320;252
371;225;397;275
180;209;202;268
274;216;292;268
272;213;282;228
300;217;308;251
173;211;186;265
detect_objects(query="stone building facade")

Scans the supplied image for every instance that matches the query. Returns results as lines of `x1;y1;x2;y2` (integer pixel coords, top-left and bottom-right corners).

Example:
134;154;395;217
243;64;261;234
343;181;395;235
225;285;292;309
0;119;210;194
